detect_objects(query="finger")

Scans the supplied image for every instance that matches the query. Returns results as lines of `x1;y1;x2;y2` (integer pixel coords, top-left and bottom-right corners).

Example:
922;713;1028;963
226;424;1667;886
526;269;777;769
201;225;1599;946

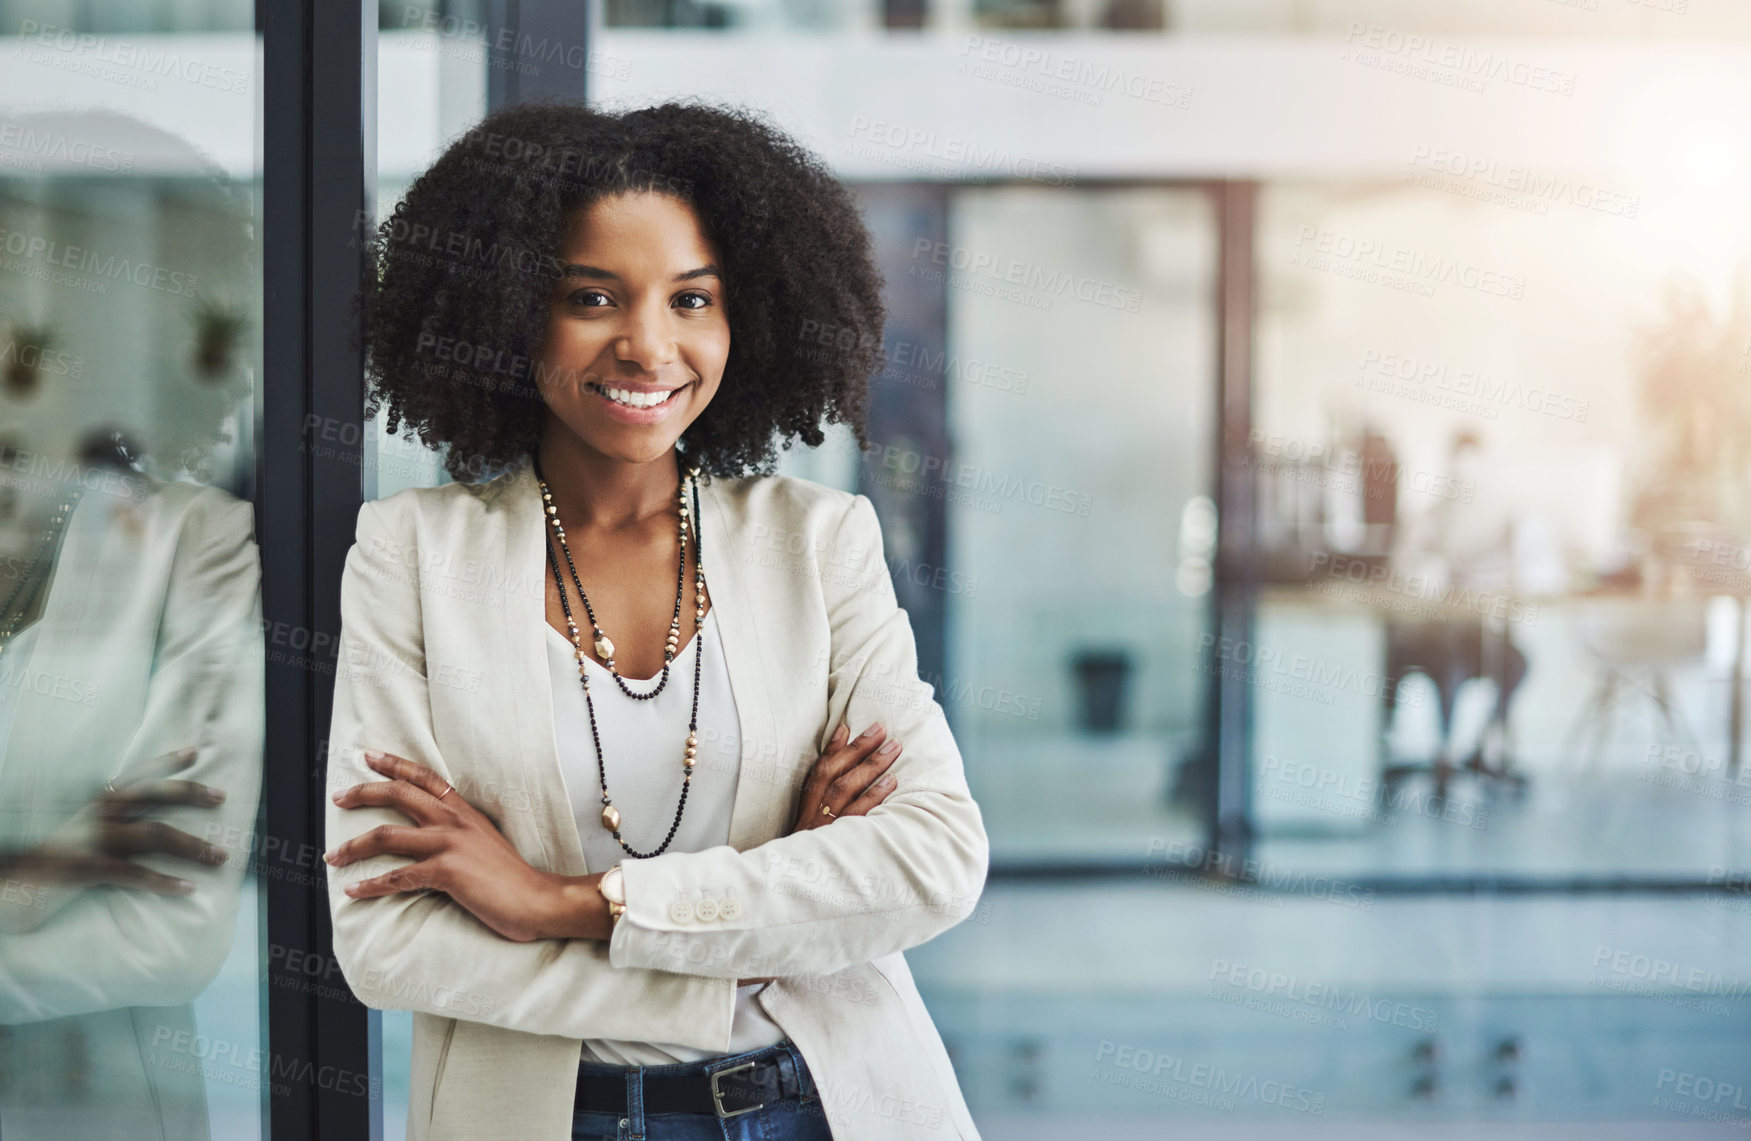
325;823;445;868
101;820;229;866
98;748;201;803
839;772;899;818
138;747;200;778
333;779;449;825
823;739;902;810
364;751;453;802
101;778;226;815
86;856;199;895
33;851;198;895
801;723;888;802
341;861;441;899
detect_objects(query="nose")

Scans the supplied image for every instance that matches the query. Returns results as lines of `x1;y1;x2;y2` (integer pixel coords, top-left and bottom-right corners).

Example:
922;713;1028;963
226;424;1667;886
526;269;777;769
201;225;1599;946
614;297;678;372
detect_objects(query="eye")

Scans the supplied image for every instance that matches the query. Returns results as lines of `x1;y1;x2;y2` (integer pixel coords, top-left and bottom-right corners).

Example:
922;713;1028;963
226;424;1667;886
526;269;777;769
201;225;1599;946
566;289;612;308
674;291;713;311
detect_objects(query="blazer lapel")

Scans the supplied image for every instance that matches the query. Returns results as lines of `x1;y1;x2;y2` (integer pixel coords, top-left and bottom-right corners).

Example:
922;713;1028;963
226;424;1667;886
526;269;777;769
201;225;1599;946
503;463;586;875
500;465;784;877
699;476;785;851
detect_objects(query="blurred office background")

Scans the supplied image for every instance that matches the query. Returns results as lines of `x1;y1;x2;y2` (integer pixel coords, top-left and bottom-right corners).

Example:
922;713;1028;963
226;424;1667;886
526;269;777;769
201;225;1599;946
3;0;1749;1136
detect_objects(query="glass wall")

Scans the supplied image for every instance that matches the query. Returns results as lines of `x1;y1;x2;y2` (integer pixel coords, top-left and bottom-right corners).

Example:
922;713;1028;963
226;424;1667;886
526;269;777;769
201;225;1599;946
0;12;264;1141
944;183;1216;866
1250;176;1751;882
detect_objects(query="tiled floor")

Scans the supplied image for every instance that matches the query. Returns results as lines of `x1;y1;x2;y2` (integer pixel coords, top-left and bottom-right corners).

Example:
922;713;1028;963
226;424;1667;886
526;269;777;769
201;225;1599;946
909;883;1751;1129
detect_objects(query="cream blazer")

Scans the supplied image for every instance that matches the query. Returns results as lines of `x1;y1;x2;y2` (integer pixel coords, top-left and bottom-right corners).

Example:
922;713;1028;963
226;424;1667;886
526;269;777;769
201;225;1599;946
0;477;264;1140
324;461;990;1141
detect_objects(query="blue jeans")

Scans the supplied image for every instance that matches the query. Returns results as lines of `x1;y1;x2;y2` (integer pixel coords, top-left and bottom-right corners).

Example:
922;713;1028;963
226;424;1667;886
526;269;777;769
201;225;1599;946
570;1039;835;1141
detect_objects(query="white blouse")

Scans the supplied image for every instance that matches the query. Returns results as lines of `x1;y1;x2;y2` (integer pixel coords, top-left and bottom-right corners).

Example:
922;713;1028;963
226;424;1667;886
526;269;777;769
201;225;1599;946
545;607;788;1066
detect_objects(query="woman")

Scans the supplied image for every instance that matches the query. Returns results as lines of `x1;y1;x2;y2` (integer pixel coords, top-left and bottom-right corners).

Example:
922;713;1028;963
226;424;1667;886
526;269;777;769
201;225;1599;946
323;100;989;1141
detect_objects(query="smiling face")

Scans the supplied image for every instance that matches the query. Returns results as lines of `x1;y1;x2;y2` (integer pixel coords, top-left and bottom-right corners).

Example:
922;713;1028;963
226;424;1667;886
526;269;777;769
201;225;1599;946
534;191;729;467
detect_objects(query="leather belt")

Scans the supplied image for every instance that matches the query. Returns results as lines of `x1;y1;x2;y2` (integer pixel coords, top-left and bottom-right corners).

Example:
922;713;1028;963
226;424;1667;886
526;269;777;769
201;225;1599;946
574;1045;808;1120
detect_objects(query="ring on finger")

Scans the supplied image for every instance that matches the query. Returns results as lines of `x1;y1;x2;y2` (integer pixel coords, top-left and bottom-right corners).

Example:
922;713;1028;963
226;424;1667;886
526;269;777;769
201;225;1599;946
819;803;836;819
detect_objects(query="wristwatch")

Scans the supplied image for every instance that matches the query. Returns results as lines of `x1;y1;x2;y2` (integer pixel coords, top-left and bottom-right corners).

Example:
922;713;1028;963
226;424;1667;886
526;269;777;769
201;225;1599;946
597;864;626;926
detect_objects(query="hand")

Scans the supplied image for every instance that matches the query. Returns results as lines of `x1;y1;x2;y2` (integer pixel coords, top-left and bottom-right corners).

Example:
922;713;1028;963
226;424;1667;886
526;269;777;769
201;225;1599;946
787;722;902;835
0;748;230;898
327;750;566;943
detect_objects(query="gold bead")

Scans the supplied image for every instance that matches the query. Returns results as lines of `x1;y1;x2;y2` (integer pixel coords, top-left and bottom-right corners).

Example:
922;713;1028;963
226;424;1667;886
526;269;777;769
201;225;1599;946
683;755;697;769
601;804;620;831
595;635;614;659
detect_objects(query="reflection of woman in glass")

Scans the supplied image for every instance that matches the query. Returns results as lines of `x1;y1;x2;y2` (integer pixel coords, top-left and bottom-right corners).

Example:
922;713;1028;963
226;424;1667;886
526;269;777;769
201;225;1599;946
0;112;263;1140
326;102;989;1140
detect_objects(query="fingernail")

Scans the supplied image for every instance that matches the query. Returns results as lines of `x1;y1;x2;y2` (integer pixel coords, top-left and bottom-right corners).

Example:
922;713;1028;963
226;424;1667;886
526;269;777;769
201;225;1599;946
832;724;848;745
878;775;896;786
331;791;344;804
858;723;884;740
172;879;195;894
323;850;338;864
364;750;383;763
204;789;226;805
877;739;900;755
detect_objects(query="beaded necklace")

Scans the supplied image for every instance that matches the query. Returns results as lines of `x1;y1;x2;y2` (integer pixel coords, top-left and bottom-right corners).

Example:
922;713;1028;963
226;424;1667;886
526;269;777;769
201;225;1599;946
534;457;707;859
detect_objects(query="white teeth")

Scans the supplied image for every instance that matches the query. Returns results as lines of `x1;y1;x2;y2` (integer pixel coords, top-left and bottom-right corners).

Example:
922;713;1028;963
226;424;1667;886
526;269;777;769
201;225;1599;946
596;384;680;408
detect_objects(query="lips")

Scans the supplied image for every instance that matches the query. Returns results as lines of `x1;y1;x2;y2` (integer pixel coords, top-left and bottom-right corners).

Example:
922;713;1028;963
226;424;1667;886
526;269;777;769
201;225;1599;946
589;381;686;407
584;380;694;424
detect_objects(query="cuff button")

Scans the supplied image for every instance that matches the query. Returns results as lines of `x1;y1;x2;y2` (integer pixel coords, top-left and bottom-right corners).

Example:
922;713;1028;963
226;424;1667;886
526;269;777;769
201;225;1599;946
694;898;719;921
669;900;695;924
718;898;741;920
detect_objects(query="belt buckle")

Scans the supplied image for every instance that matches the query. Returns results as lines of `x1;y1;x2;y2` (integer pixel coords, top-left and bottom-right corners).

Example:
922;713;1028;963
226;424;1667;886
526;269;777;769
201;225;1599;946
709;1060;764;1119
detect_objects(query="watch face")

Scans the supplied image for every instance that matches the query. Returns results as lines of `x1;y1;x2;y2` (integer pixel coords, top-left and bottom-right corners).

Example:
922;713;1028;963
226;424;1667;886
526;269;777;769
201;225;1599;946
602;865;626;903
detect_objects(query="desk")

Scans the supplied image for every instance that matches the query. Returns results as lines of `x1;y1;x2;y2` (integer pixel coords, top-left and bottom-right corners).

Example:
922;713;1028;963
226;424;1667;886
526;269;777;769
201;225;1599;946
1249;584;1749;829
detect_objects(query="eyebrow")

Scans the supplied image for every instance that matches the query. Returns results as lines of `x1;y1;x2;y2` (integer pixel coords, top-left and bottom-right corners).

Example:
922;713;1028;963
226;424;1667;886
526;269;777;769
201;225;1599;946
560;263;721;283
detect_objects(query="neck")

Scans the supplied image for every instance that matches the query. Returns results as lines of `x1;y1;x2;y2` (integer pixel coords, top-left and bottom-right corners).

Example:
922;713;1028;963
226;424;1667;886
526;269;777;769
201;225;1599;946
534;424;686;531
